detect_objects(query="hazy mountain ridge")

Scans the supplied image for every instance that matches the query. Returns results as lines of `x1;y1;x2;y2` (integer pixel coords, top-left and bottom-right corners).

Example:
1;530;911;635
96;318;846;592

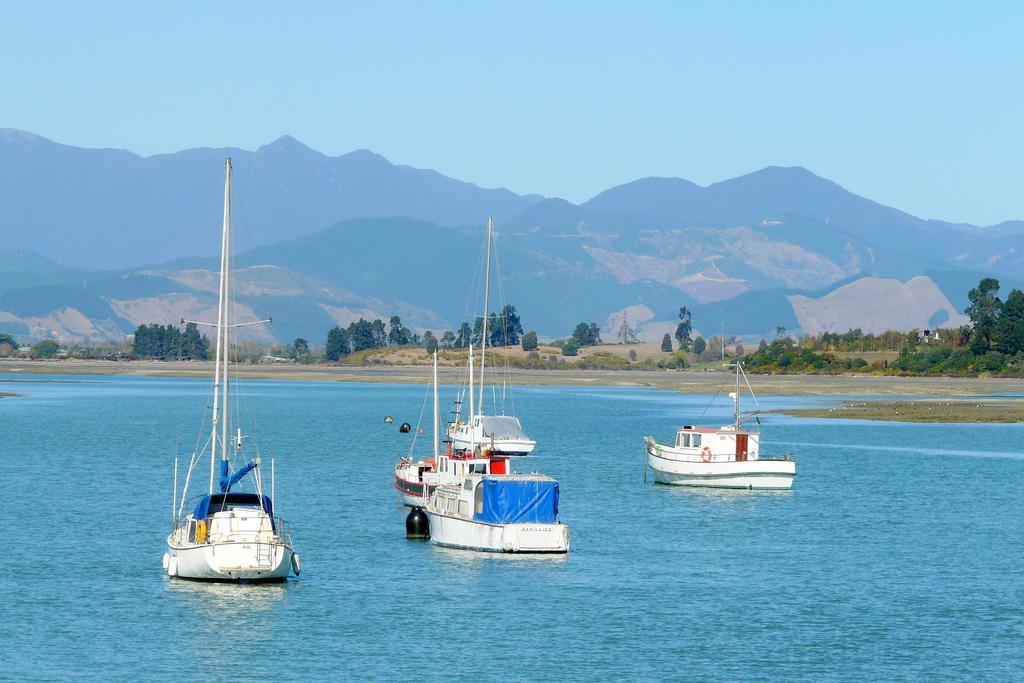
1;130;1021;343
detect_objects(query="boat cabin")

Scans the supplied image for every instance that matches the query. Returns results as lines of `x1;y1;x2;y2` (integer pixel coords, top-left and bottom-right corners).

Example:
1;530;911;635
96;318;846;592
674;425;760;462
431;473;560;524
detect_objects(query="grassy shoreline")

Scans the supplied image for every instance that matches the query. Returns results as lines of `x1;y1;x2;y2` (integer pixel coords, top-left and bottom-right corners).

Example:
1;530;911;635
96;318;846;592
772;400;1024;423
2;358;1022;398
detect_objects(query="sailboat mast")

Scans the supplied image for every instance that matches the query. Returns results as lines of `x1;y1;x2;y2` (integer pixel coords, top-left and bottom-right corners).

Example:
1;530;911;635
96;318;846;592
478;217;492;416
433;351;439;458
221;159;233;469
208;158;231;494
468;343;475;430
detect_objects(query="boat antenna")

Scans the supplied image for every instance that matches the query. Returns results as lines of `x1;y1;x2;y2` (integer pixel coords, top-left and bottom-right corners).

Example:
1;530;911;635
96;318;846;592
478;217;492;416
468;343;475;428
734;360;741;429
720;307;725;361
433;350;439;459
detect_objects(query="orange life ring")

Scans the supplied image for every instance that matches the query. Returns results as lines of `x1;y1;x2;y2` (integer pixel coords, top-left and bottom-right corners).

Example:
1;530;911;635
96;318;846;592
700;446;712;463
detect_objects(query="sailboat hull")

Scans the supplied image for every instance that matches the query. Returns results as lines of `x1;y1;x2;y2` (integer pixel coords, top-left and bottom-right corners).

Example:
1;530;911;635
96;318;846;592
165;541;294;582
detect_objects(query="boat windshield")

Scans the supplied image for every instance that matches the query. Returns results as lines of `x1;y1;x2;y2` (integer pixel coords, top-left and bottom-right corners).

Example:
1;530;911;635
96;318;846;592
479;416;529;440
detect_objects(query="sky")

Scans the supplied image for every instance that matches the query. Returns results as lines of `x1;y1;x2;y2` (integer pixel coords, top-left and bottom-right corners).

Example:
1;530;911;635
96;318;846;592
2;1;1022;225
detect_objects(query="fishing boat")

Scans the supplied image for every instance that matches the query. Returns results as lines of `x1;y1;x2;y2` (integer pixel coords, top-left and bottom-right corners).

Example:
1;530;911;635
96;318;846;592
424;473;569;553
163;159;299;581
448;217;536;456
643;362;796;490
393;351;511;506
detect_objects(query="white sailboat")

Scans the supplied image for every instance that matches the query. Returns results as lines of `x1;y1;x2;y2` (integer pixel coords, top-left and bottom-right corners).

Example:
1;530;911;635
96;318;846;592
643;362;796;490
448;217;536;456
164;158;299;581
393;351;508;506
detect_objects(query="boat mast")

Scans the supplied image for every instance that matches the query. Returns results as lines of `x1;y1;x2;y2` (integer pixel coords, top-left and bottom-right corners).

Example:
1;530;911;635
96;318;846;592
478;217;492;416
208;158;231;494
468;343;475;430
734;361;741;429
433;350;439;458
220;159;233;476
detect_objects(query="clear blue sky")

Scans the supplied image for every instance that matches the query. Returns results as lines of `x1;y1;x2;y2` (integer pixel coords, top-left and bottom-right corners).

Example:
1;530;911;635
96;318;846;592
2;1;1021;224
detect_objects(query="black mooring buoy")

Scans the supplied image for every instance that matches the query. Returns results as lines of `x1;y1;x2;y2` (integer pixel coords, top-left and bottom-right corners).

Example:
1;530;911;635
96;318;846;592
406;506;430;539
399;422;412;433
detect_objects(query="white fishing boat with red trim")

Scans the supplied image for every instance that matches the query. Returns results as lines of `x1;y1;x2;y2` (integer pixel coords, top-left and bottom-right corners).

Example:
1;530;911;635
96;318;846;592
163;159;299;582
644;362;796;490
393;351;514;506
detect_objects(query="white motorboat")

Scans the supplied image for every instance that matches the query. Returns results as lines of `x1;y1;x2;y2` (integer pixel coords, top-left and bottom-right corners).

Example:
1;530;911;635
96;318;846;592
644;362;796;490
447;217;536;457
164;159;299;582
393;351;512;505
424;473;569;553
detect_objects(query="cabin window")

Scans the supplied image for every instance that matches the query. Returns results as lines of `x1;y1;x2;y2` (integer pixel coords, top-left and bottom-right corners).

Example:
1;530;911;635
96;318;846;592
680;434;690;447
475;486;484;513
458;500;468;516
692;434;701;447
472;463;486;474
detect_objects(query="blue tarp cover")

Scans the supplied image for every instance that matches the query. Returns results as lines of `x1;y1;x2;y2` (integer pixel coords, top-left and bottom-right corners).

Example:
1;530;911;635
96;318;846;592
193;492;273;520
474;477;559;524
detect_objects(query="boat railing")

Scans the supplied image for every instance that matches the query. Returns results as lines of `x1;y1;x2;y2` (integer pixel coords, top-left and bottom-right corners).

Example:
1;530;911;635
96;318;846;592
758;453;793;462
177;515;293;546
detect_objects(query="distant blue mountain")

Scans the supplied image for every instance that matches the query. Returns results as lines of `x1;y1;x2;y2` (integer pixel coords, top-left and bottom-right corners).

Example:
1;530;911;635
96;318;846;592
0;129;540;269
1;129;1022;343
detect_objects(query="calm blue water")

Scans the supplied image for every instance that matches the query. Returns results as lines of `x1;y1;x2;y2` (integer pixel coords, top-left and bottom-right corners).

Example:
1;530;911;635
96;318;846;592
2;374;1023;681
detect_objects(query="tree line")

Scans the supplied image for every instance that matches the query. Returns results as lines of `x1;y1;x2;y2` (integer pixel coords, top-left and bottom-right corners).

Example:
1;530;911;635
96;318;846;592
132;323;210;360
324;306;525;361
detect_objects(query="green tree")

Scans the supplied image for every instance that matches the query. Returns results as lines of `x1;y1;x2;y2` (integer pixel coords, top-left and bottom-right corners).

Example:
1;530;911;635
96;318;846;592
572;322;601;346
735;343;745;357
966;278;1002;354
387;315;411;346
347;319;377;352
325;326;351;361
661;333;673;352
291;337;310;362
0;333;19;350
440;330;455;349
775;326;787;340
472;317;485;347
371;319;387;348
454;322;472;349
521;330;538;351
490;304;523;346
30;339;59;359
423;330;439;353
692;336;707;355
182;322;209;360
562;338;579;356
994;288;1024;355
759;338;768;352
674;307;692;349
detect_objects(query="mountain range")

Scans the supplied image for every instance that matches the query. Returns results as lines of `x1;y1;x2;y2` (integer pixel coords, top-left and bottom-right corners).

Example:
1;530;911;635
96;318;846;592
1;128;1021;345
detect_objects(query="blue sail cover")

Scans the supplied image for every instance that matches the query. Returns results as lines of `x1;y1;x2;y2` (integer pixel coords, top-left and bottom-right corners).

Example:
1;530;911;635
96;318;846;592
218;458;258;492
192;492;274;520
474;478;559;524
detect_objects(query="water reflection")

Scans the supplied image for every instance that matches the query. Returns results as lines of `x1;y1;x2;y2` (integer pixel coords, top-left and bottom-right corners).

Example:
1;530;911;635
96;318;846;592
165;577;293;617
